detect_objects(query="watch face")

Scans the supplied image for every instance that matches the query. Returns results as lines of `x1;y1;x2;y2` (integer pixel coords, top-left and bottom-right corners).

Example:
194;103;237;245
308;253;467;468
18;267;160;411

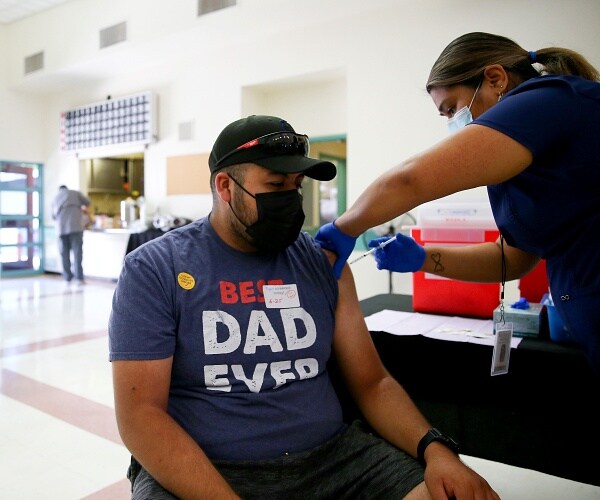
435;432;459;453
431;428;443;439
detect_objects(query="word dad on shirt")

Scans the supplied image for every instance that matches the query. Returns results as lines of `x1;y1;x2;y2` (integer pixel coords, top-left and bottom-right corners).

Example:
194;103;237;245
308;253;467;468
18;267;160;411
202;280;321;393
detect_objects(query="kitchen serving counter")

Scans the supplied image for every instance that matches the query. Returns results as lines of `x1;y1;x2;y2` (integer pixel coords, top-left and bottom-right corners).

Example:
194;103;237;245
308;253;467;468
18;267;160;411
82;227;164;280
82;229;131;280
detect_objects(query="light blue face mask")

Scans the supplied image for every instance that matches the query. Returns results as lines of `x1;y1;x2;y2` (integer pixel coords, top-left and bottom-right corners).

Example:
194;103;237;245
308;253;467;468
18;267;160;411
447;81;482;135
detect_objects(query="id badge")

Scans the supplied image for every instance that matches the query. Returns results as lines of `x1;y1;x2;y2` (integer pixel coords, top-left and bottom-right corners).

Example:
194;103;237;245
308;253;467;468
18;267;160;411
491;322;513;376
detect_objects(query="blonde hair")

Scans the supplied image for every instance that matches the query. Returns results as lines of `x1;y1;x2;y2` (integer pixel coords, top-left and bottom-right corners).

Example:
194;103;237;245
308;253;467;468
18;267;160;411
426;32;600;92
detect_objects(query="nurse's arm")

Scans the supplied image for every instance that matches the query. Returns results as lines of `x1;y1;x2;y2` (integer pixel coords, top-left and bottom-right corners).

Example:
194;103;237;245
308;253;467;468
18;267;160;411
419;239;540;283
336;124;532;237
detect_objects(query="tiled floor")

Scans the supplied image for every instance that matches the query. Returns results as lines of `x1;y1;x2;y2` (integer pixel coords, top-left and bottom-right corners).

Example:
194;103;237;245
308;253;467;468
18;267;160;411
1;274;599;499
1;274;130;499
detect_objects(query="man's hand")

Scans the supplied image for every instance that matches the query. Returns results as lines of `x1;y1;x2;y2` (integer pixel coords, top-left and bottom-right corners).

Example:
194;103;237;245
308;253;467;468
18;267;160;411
314;221;357;279
424;447;500;500
368;233;426;273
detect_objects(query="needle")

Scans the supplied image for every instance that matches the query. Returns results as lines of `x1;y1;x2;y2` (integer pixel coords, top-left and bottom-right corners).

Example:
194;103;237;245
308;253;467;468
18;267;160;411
348;235;397;264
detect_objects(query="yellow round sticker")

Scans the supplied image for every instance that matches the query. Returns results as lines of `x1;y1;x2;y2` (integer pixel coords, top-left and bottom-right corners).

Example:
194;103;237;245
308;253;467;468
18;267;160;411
177;272;195;290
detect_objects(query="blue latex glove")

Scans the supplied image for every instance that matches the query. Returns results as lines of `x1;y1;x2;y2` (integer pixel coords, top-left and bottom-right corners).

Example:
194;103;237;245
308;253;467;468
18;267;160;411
511;298;530;310
314;221;357;279
367;233;426;272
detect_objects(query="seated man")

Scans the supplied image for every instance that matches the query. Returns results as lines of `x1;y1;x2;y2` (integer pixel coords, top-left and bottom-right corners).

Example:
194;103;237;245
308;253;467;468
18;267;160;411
109;115;499;499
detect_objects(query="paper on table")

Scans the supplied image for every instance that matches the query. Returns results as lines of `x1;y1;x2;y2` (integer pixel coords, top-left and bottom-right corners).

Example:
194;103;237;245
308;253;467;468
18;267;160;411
365;309;522;348
363;310;416;333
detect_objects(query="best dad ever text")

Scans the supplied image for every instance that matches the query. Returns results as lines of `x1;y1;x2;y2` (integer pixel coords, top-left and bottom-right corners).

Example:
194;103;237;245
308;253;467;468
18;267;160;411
202;279;320;393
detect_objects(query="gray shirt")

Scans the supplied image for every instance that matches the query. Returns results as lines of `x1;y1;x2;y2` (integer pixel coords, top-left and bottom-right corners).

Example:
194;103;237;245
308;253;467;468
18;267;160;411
51;188;90;236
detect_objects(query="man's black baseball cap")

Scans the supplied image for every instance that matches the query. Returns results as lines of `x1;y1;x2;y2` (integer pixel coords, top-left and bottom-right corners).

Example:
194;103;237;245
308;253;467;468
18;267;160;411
209;115;336;181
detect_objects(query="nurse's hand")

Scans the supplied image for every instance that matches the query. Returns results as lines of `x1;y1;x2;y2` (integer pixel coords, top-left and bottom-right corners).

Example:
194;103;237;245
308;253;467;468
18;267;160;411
315;221;357;279
368;233;426;273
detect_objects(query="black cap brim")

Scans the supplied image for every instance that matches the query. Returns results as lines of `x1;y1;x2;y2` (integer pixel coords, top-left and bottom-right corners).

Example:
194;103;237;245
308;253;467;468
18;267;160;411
252;154;336;181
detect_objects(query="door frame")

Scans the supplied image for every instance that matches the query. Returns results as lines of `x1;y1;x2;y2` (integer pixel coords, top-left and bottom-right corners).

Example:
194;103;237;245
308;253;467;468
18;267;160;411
0;160;44;278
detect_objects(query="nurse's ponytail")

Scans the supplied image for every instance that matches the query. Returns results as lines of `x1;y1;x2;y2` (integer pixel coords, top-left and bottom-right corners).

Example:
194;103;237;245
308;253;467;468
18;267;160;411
426;32;600;93
533;47;600;81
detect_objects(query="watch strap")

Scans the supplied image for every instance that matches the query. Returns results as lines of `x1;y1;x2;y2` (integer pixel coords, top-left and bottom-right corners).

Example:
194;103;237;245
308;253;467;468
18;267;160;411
417;427;459;466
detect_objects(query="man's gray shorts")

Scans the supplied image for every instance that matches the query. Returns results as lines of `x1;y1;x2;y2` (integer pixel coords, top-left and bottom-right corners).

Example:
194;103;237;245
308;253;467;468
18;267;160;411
129;420;425;499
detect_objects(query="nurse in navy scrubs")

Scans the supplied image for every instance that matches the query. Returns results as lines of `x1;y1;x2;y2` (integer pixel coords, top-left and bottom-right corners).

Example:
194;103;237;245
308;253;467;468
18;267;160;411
316;32;600;378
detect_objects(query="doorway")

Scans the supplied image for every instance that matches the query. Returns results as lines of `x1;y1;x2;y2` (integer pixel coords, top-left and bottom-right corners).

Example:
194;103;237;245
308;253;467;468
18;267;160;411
302;136;346;235
0;160;44;277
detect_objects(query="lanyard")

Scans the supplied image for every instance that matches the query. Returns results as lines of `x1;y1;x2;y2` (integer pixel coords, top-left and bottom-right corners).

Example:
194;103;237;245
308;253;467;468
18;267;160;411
499;235;507;324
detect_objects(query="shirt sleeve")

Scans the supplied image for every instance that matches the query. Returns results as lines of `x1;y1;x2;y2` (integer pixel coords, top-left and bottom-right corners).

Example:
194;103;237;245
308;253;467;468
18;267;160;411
474;78;579;158
109;245;178;361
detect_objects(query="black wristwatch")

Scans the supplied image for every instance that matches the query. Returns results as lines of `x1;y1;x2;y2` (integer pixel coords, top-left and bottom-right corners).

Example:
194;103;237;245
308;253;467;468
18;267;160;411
417;428;460;466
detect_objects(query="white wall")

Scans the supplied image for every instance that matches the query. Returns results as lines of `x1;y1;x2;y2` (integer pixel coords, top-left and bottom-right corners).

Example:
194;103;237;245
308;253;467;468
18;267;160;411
2;0;599;298
0;22;46;164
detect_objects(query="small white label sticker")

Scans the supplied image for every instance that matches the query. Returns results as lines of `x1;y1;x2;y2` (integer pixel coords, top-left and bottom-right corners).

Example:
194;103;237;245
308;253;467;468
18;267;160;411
491;322;513;376
263;284;300;309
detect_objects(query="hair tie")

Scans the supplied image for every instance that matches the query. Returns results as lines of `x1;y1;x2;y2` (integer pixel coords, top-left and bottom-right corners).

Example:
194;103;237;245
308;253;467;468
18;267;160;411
528;50;537;63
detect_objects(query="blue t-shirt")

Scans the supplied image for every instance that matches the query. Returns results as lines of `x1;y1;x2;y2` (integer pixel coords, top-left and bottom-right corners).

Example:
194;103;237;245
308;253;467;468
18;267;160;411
477;75;600;374
109;218;344;460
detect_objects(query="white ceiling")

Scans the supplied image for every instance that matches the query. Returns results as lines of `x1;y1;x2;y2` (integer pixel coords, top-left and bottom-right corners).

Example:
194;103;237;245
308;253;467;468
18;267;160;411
0;0;74;24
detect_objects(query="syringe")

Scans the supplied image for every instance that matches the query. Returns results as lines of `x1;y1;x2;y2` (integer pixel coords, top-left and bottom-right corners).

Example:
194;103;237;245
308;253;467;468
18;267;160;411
348;235;397;264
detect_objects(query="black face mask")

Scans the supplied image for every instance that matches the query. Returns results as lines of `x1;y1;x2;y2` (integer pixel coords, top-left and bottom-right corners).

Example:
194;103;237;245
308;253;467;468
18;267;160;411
228;175;305;253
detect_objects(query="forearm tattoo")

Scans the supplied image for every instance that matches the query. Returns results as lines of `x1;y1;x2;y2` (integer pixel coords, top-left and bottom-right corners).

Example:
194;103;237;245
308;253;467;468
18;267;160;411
431;252;445;273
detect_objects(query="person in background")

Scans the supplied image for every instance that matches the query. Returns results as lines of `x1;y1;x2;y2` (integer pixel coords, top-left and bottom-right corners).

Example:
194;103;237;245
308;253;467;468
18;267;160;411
109;115;499;499
315;32;600;378
51;185;90;287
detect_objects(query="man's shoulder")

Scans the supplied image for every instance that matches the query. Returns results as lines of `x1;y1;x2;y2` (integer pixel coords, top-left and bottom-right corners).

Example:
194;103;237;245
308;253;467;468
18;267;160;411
289;231;336;279
295;231;320;249
289;232;322;258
